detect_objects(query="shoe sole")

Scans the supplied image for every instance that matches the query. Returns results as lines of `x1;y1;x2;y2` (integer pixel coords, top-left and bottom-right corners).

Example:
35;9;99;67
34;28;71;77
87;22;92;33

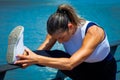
7;26;24;64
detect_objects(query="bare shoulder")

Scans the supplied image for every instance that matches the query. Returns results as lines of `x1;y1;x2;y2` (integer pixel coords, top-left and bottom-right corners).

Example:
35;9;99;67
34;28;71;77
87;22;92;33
87;25;104;35
82;25;105;48
86;25;104;40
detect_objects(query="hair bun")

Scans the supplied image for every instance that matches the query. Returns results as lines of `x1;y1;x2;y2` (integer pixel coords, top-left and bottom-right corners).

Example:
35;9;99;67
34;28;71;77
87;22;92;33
57;9;66;14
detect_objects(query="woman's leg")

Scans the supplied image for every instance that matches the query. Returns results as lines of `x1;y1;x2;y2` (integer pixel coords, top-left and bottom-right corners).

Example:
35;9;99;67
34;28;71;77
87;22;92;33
33;50;116;80
60;53;117;80
102;57;117;80
33;50;70;79
33;50;89;79
33;50;70;67
33;50;70;58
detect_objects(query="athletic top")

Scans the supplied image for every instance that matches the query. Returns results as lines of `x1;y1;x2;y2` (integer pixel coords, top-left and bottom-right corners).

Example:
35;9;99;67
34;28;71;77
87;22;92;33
62;21;110;63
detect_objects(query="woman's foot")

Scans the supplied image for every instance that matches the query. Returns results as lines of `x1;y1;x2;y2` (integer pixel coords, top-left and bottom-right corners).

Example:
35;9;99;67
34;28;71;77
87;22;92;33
7;26;25;64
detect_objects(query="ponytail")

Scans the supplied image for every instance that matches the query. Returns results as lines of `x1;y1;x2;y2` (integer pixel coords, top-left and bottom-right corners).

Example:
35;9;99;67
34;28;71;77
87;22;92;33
57;4;82;26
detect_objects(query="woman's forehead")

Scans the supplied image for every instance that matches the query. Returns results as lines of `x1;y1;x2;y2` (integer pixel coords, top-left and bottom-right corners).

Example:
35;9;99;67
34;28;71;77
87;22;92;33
54;29;66;34
52;30;67;37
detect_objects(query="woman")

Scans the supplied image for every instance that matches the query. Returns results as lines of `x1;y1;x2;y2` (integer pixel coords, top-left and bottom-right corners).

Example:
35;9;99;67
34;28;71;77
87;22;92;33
15;4;116;80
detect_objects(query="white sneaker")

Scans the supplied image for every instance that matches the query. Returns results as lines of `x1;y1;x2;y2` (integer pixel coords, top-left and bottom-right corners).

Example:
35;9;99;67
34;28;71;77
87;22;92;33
7;26;25;64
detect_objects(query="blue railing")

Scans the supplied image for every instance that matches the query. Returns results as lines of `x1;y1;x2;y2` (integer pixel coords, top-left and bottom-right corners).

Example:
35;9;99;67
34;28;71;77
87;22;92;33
0;40;120;80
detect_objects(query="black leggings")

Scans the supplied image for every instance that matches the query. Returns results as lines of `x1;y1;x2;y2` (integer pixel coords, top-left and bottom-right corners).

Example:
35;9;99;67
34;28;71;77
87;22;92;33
33;50;117;80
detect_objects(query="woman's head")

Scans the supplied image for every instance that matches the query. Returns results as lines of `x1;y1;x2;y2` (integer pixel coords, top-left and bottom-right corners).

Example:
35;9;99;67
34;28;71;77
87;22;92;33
47;4;84;43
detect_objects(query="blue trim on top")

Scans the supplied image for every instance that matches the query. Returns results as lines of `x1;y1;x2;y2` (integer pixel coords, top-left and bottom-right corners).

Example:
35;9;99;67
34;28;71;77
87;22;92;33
85;22;97;34
85;22;106;41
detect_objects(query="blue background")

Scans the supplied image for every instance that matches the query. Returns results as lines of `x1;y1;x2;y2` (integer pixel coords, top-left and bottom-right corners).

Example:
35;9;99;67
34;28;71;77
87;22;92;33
0;0;120;80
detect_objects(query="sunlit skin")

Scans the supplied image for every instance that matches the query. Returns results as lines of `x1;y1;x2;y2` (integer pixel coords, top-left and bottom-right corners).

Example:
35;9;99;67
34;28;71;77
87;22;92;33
15;22;105;70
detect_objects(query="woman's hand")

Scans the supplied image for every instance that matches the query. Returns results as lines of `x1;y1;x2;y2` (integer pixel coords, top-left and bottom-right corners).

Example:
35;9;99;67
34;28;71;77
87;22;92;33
15;47;39;68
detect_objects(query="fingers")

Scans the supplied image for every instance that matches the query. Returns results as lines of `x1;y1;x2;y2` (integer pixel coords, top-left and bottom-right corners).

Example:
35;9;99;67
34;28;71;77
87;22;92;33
22;64;29;69
23;50;29;56
16;55;29;60
15;47;37;68
15;59;30;64
23;47;33;55
14;59;34;68
24;47;31;52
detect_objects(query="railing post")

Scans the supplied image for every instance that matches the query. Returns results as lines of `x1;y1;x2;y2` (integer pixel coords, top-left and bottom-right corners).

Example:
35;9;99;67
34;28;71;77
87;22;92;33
0;71;6;80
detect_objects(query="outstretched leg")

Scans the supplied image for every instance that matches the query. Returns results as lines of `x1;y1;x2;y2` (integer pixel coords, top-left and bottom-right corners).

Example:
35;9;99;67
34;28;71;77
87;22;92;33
33;50;70;80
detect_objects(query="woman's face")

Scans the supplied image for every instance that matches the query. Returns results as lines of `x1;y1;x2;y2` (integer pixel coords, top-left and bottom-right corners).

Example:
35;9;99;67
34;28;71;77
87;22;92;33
52;23;76;43
52;30;71;43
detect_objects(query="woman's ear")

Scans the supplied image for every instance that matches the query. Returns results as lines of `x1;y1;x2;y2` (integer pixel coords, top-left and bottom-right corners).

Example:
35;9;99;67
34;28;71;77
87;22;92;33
68;23;73;29
68;23;76;35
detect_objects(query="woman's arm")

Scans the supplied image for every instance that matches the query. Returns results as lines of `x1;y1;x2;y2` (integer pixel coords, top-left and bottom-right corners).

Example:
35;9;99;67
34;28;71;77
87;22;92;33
15;25;104;70
69;25;105;68
37;34;56;50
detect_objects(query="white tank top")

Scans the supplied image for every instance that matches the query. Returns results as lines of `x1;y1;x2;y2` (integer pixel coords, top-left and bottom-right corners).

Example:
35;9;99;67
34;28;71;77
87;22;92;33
62;21;110;63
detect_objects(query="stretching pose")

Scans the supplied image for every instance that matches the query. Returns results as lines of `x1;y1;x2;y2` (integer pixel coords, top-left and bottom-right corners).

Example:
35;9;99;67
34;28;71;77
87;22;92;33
7;4;116;80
